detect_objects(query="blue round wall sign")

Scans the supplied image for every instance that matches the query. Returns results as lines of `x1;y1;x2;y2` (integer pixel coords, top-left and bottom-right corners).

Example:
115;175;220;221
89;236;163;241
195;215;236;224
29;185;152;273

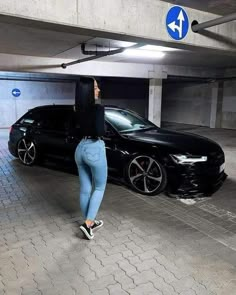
166;6;189;40
12;88;21;97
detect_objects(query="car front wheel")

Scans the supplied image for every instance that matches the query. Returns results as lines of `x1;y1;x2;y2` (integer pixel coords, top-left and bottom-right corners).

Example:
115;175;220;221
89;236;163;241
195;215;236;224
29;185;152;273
17;138;37;166
126;155;167;196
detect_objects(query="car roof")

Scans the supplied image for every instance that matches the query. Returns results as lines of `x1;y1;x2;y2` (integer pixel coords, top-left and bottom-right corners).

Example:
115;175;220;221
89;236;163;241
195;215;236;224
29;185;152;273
29;104;127;112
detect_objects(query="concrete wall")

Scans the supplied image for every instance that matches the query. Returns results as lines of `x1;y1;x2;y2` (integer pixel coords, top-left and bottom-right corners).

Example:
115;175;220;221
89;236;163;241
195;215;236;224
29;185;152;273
0;80;75;127
0;79;148;128
222;80;236;129
161;81;212;127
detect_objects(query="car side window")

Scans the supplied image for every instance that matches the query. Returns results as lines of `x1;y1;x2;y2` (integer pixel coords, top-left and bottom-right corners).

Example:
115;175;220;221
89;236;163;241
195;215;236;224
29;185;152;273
38;110;71;131
19;111;40;125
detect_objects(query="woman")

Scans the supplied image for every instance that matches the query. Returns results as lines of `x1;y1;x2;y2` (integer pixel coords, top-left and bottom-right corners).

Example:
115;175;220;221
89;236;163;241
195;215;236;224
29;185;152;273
74;78;107;240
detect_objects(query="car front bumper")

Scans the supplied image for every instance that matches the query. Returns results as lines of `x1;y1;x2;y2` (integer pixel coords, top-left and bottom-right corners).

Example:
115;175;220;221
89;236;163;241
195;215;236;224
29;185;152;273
166;152;227;197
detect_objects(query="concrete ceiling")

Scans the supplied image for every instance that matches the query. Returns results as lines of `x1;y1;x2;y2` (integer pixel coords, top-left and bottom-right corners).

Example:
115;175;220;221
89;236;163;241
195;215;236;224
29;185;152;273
0;11;235;70
0;23;92;57
161;0;236;16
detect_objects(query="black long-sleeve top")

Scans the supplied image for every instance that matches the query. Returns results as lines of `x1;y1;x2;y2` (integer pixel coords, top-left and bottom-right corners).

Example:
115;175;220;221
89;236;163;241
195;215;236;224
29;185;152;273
77;104;105;137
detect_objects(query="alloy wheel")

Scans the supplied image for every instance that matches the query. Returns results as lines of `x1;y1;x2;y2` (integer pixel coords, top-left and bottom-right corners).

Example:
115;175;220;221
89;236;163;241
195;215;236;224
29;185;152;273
128;155;163;194
17;138;36;165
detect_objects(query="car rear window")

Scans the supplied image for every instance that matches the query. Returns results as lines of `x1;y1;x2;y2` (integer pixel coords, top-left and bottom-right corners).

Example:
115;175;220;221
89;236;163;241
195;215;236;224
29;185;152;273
19;111;40;125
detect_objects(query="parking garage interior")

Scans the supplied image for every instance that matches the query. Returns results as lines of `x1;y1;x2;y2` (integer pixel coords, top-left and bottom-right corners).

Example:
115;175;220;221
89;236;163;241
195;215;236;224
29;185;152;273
0;0;236;294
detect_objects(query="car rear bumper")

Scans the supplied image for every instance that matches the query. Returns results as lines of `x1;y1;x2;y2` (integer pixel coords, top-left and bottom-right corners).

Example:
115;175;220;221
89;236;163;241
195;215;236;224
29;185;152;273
8;140;17;157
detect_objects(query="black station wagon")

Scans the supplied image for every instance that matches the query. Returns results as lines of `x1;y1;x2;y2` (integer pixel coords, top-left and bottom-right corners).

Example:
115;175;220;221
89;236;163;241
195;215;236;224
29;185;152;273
8;105;227;197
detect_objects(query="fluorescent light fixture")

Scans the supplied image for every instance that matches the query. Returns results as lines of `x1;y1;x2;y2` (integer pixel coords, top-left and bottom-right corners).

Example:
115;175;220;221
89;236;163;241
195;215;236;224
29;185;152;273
141;45;179;52
117;41;137;48
124;49;165;58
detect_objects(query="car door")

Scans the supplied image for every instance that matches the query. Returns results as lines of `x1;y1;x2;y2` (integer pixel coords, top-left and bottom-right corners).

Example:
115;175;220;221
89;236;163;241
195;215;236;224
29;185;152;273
33;109;72;160
103;122;124;176
63;110;83;162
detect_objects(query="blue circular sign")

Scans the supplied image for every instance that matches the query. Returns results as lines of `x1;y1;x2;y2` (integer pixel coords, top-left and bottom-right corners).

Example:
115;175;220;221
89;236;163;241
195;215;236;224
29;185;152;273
166;6;189;40
12;88;21;97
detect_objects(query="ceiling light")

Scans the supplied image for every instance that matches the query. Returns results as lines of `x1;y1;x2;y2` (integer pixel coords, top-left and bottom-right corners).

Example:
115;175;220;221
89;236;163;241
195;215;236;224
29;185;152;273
124;49;165;58
141;45;179;52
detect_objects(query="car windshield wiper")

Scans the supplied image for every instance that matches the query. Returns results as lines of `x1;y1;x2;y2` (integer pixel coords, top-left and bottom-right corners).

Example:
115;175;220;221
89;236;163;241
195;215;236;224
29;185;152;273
137;126;156;131
120;126;156;133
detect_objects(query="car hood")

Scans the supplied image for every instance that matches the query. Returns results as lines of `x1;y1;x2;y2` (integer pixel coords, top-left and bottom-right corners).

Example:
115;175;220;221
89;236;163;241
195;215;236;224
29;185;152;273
124;128;222;154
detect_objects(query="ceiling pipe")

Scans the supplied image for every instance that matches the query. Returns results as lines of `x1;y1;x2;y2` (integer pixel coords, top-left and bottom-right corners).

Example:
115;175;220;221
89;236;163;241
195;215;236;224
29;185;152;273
192;12;236;32
168;75;236;82
61;44;125;69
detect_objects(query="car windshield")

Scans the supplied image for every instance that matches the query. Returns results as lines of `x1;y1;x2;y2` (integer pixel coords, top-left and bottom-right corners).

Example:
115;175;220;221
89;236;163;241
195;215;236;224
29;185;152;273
105;109;155;133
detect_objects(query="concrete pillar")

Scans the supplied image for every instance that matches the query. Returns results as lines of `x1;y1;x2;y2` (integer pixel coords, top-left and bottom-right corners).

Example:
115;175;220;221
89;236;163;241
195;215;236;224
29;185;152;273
210;81;224;128
148;79;162;127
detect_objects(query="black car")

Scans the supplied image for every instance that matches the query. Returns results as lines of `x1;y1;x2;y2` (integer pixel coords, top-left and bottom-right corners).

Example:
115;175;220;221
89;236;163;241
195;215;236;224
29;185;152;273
8;105;227;197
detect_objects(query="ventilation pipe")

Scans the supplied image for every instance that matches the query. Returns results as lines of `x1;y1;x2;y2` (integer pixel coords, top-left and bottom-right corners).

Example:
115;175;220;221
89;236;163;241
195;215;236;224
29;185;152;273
192;12;236;32
61;43;124;69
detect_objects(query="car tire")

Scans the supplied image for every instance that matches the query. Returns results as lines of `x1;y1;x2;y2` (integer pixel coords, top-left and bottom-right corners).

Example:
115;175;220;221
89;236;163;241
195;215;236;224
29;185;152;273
125;155;167;196
17;138;37;166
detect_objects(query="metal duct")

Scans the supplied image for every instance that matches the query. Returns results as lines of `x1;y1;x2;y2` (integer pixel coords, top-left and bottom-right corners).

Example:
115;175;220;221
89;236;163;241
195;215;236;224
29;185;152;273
192;12;236;32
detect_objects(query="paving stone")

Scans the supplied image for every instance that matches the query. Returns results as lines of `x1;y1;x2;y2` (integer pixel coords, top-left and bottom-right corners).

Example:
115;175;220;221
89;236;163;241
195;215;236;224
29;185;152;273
117;260;138;277
76;264;97;282
150;276;176;295
69;276;92;294
92;288;109;295
86;275;116;292
152;262;178;283
180;290;198;295
126;255;142;267
101;253;124;266
1;128;236;295
124;241;144;255
217;280;236;295
128;282;161;295
0;280;5;290
131;269;157;285
113;270;136;290
171;276;197;293
138;249;160;261
107;283;129;295
84;254;103;270
22;290;43;295
2;287;22;295
89;245;108;259
94;263;120;278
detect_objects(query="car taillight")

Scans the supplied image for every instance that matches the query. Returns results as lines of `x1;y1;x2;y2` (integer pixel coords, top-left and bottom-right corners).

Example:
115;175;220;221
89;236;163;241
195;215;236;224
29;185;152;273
9;126;13;134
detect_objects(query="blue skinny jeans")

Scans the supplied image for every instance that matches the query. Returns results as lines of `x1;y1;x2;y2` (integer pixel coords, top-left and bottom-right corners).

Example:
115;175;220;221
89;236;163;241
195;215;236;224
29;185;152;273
74;139;107;221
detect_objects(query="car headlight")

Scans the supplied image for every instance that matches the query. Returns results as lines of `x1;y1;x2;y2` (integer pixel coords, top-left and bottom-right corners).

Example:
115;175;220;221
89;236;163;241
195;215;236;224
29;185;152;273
170;154;208;164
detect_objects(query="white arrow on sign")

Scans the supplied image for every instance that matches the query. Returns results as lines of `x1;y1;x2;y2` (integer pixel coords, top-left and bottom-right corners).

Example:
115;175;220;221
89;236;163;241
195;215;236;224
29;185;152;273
168;10;185;39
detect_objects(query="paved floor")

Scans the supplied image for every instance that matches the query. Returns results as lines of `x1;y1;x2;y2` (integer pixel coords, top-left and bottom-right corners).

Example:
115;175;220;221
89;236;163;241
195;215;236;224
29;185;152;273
0;126;236;295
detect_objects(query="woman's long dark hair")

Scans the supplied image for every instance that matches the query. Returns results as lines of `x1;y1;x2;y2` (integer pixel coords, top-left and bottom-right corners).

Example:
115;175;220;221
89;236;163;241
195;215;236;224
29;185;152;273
74;77;95;111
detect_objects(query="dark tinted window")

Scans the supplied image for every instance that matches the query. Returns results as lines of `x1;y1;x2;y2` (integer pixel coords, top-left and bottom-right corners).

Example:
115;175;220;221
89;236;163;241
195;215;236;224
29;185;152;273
105;109;154;133
39;109;72;131
19;110;41;125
